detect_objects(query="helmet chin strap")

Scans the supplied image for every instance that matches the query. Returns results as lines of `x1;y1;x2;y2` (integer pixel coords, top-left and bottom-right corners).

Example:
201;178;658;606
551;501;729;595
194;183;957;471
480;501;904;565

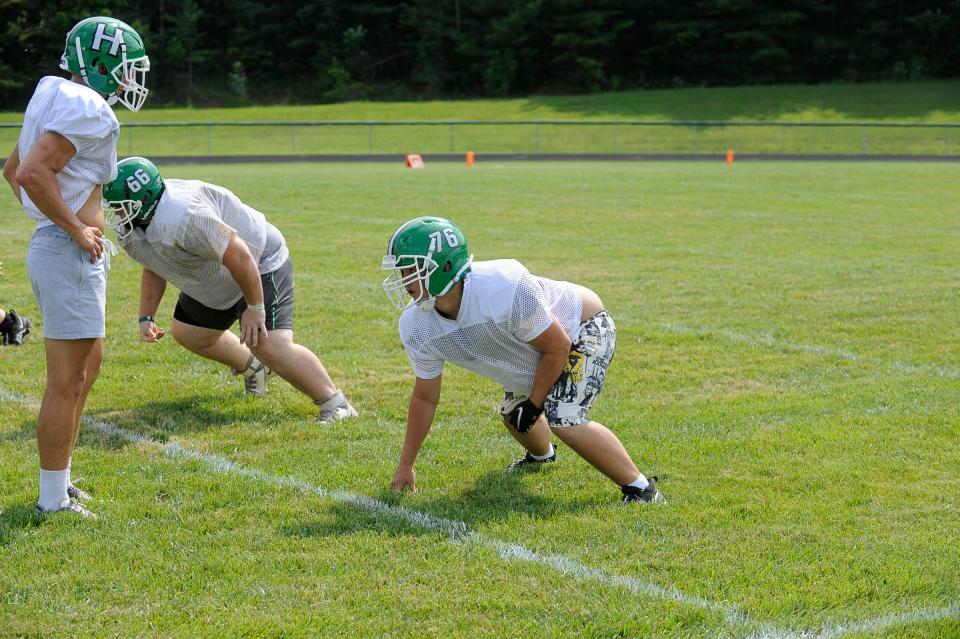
416;254;472;311
415;296;437;311
74;37;91;87
74;35;131;106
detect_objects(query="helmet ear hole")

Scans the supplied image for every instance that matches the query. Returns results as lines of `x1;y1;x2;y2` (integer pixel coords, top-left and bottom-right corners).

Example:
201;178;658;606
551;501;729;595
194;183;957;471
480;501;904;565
443;261;452;273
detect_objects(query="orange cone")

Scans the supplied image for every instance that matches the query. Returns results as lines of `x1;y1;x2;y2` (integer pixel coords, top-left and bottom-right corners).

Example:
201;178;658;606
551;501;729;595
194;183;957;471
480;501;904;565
726;149;734;165
405;154;424;169
466;151;475;167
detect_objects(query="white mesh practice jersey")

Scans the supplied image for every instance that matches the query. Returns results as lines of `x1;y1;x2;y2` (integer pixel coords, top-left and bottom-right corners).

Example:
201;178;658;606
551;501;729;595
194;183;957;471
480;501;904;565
119;179;290;309
399;259;583;393
18;76;119;228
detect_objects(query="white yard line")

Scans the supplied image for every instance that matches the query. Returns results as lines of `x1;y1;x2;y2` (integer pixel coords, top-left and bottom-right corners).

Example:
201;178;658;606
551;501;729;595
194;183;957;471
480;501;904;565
661;323;960;379
2;386;957;637
0;386;752;630
746;603;960;639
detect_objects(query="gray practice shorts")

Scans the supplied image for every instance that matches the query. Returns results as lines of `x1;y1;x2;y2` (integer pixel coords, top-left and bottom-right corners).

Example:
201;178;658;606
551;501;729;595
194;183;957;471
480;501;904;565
26;225;108;340
502;310;618;427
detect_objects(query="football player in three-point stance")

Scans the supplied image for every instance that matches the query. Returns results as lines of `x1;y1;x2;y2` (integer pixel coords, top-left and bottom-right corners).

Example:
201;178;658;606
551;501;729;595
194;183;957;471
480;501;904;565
3;17;150;518
381;217;665;503
102;156;358;423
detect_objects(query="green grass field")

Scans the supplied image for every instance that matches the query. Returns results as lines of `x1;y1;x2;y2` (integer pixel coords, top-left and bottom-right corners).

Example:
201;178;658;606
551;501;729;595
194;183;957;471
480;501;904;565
1;162;958;637
2;81;960;156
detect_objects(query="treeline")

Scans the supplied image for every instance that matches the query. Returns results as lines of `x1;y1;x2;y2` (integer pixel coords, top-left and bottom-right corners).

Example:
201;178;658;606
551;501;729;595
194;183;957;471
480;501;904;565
1;0;958;109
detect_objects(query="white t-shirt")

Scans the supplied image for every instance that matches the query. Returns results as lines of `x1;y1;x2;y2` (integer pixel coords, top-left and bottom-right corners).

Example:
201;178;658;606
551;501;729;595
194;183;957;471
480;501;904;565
398;259;583;394
119;179;290;309
18;76;119;228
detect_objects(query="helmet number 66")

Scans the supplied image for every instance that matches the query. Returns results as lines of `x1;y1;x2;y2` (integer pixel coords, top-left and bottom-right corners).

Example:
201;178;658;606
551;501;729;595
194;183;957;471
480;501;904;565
428;228;460;253
125;169;151;193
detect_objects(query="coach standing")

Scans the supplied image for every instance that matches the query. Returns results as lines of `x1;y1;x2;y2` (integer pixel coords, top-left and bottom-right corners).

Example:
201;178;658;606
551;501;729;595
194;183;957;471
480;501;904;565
2;17;150;518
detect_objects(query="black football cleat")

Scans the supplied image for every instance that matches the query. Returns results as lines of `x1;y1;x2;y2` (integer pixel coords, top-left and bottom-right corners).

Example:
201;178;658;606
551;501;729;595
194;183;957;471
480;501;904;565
507;446;557;471
621;476;666;504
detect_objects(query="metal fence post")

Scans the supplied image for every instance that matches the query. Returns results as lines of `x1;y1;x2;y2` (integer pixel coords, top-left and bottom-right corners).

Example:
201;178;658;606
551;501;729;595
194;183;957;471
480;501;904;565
861;126;868;154
291;126;297;155
613;124;619;153
449;123;455;152
691;125;697;153
128;126;133;156
535;124;541;154
368;124;373;154
781;125;786;154
946;127;952;155
207;124;212;156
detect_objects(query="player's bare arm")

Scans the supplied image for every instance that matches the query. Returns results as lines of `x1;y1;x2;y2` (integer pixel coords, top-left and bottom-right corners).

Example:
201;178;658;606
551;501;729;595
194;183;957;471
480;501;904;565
392;375;443;492
504;318;571;433
138;268;168;342
526;318;573;406
3;145;22;205
14;132;103;262
221;235;267;347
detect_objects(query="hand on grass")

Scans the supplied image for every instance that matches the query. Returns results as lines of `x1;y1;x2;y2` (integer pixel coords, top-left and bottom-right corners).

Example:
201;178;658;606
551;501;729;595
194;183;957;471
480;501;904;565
391;465;416;493
139;321;165;342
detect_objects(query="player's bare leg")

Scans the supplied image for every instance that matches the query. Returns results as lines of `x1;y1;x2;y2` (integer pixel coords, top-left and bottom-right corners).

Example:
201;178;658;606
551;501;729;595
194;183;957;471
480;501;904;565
38;338;99;470
250;329;337;400
503;414;557;470
69;338;102;451
35;338;100;516
503;413;552;456
551;420;641;486
170;319;250;371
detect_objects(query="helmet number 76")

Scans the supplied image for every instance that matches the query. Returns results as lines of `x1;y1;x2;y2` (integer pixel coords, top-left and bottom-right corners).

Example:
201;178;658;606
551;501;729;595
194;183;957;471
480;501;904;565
428;228;460;253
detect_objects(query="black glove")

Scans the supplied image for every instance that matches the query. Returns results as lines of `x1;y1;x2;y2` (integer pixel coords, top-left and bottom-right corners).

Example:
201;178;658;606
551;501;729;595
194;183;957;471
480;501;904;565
507;399;543;433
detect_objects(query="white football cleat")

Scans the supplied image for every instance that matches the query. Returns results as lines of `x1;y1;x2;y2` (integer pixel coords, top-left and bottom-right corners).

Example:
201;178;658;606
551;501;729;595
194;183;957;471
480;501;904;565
315;390;358;423
35;497;97;519
233;356;274;396
67;480;92;501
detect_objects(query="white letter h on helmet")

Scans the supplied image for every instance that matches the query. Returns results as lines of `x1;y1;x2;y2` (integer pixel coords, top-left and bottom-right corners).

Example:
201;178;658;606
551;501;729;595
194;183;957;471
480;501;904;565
92;23;125;56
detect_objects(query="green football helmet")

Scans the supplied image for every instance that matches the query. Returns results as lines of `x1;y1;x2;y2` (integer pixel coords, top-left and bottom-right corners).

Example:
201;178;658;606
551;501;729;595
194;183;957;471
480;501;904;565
59;16;150;112
382;217;473;310
102;157;165;240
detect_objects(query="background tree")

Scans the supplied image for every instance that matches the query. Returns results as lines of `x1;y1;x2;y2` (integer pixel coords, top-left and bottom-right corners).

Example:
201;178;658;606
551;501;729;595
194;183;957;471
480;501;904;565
0;0;958;109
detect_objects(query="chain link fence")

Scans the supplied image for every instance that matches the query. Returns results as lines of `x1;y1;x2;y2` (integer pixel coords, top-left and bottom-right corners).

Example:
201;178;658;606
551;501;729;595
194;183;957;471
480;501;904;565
2;120;958;158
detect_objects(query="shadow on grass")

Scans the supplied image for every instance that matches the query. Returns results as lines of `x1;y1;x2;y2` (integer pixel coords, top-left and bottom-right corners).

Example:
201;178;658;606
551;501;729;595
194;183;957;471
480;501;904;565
0;419;34;445
0;502;41;547
282;459;601;541
82;394;261;449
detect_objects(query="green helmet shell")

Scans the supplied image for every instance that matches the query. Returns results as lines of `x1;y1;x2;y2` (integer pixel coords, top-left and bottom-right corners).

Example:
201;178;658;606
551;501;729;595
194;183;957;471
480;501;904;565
103;157;165;240
381;217;473;309
60;16;150;111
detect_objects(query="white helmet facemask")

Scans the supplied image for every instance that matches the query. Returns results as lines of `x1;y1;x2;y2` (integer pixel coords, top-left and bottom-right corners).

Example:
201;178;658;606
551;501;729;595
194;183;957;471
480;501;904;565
103;198;141;241
109;52;150;112
381;253;439;310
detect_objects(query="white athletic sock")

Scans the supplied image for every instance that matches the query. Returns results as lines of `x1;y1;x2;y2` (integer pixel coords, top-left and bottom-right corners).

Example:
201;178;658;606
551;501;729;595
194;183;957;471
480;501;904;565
67;457;72;484
530;443;555;461
626;475;649;490
39;468;69;511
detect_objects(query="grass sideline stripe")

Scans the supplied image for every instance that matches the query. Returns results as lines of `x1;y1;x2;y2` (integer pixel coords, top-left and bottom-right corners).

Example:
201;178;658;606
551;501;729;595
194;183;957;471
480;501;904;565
3;385;957;637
